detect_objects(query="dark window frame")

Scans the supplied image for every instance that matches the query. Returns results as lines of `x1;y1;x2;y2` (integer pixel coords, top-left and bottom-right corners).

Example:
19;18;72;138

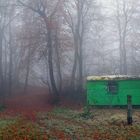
107;81;118;94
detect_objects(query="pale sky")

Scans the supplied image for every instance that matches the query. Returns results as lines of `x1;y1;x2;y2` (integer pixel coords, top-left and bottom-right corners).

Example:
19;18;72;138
99;0;115;15
99;0;113;6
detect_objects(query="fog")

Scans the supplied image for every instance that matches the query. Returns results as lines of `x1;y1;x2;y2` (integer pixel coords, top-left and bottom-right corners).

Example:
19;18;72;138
0;0;140;101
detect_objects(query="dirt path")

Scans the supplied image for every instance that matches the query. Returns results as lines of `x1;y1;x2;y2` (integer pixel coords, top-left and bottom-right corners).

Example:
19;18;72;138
4;88;54;115
1;87;82;118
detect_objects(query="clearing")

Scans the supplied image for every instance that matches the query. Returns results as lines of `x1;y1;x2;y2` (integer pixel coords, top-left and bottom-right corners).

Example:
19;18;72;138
0;89;140;140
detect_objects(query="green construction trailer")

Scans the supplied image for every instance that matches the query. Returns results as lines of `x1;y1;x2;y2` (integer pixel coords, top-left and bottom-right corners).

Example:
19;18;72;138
86;75;140;106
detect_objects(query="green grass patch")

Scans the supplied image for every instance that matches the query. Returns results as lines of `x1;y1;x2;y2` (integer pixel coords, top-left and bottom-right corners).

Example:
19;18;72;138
52;107;72;114
0;119;16;129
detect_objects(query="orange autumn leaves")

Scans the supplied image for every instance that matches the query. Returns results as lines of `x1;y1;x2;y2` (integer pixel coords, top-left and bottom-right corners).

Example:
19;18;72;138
0;109;140;140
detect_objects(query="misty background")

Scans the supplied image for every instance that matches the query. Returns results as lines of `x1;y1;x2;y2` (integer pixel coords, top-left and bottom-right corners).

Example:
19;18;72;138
0;0;140;102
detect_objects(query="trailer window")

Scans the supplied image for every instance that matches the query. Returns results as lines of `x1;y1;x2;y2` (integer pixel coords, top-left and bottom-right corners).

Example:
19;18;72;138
108;81;118;94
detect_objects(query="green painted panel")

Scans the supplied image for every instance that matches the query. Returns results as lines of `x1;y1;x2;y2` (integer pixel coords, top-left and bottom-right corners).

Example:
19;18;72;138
87;80;140;106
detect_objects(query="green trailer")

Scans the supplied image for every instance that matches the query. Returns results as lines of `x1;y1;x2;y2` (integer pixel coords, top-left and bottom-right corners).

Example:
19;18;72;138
86;75;140;106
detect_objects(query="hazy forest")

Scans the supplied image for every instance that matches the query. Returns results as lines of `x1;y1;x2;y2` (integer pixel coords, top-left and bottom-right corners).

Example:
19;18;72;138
0;0;140;140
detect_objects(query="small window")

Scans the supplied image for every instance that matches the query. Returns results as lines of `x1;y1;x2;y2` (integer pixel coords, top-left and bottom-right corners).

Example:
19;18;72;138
108;81;118;94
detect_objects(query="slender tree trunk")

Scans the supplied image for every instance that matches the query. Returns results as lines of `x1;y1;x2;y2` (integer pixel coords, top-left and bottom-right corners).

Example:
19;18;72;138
70;35;78;90
119;39;123;74
4;38;8;88
122;23;127;75
47;27;59;98
78;37;83;92
0;29;4;102
77;1;84;92
116;0;128;75
0;30;3;81
24;47;31;93
8;25;13;96
55;30;62;92
39;14;59;99
122;45;127;75
117;17;123;75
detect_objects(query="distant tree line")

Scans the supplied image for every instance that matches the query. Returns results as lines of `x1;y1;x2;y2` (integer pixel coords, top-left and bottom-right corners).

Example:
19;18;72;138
0;0;140;103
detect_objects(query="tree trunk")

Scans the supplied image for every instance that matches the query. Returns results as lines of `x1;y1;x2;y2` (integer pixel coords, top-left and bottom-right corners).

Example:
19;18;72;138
0;29;3;95
47;28;59;99
122;23;127;75
78;37;83;92
70;35;78;90
36;10;59;103
24;47;31;93
55;29;62;92
77;2;84;93
8;25;13;96
0;29;4;102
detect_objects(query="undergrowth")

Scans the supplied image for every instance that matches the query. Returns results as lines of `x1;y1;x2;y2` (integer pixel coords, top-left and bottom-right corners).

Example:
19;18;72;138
0;108;140;140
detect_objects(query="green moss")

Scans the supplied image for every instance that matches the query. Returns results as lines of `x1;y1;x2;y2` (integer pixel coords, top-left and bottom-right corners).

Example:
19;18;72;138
0;119;16;129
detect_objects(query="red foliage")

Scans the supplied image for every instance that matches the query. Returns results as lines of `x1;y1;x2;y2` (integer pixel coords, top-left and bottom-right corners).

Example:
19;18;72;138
1;87;83;120
2;87;53;120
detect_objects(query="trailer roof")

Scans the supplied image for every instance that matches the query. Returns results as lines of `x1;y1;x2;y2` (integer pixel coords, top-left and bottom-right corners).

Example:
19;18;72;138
87;75;140;81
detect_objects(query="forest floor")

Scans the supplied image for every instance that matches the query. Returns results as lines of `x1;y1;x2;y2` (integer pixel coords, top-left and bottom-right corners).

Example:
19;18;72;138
0;88;140;140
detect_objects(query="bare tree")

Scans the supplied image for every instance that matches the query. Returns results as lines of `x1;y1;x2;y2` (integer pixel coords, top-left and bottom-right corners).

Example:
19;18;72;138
64;0;95;92
18;0;64;102
115;0;135;74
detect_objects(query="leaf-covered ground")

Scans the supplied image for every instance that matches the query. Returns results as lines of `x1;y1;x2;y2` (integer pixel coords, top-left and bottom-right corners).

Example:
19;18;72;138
0;108;140;140
0;90;139;139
